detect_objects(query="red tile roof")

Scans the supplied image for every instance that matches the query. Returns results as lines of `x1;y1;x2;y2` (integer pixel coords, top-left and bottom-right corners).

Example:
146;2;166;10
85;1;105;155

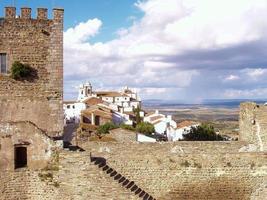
83;97;103;106
176;121;199;129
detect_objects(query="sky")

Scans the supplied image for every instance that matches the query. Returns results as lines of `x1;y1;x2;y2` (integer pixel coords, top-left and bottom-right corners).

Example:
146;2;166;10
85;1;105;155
1;0;267;102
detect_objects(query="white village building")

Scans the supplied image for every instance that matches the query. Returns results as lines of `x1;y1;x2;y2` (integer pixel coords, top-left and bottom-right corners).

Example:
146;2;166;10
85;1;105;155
144;110;177;135
63;101;86;124
144;110;200;141
77;82;141;112
64;82;144;126
167;121;200;141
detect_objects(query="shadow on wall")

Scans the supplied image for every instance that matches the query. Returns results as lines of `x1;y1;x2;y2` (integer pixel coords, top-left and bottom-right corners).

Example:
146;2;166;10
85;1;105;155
161;176;252;200
63;141;85;152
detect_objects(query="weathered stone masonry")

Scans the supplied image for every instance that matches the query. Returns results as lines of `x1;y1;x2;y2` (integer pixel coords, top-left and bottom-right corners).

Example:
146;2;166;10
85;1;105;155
0;7;63;171
240;102;267;151
0;7;64;137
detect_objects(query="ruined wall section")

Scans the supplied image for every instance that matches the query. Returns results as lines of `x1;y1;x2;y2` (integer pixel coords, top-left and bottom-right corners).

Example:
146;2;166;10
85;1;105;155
0;7;63;137
0;121;58;170
240;102;267;151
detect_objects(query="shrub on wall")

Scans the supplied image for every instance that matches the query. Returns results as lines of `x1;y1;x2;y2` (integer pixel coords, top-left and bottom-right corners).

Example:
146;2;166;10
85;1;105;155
97;122;118;135
11;61;37;81
136;122;155;135
119;124;136;131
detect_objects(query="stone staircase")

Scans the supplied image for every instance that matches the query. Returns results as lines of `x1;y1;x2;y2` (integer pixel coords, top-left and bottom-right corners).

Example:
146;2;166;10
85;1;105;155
59;151;140;200
90;155;156;200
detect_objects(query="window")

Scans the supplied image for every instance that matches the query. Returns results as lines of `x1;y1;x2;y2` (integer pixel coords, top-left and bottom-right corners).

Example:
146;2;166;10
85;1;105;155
0;53;7;74
67;105;70;109
72;105;75;109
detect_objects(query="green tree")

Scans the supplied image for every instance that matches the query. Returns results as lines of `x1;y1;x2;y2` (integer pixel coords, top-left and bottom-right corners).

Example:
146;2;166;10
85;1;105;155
96;122;118;135
182;123;224;141
133;106;142;124
136;122;155;135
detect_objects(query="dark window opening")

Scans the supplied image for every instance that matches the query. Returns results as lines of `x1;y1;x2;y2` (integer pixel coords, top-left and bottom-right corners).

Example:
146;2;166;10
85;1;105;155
95;116;100;125
15;146;27;169
82;116;91;124
0;53;7;74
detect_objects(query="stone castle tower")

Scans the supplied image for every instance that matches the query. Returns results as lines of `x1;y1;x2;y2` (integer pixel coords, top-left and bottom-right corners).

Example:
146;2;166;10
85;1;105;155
0;7;64;170
0;7;64;137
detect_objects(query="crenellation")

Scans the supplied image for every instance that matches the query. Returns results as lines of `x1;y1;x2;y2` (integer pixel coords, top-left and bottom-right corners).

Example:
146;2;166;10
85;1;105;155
20;7;31;19
37;8;48;20
5;7;16;19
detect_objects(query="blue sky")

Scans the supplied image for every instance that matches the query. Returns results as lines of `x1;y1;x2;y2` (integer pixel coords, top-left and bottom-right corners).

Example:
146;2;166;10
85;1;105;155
0;0;142;42
1;0;267;102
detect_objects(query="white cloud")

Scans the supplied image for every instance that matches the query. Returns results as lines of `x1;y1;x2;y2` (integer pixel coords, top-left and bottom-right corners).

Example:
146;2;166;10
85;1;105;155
245;68;267;79
224;75;240;81
64;18;102;44
64;0;267;100
223;88;267;99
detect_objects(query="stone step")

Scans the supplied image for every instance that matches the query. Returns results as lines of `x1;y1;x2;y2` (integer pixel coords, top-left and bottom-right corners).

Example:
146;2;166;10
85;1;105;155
91;156;156;200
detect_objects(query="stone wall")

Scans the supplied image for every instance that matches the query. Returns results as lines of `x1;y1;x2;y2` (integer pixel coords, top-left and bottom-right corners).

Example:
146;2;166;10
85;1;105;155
0;7;64;137
0;170;59;200
0;141;266;199
0;121;58;170
240;102;267;151
109;128;137;142
57;141;267;200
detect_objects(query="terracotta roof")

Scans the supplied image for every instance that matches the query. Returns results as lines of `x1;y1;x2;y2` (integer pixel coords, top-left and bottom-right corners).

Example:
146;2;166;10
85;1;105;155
83;97;103;106
176;121;199;129
81;105;113;119
95;91;128;97
124;89;134;94
152;119;163;125
150;115;164;122
63;100;77;104
145;112;156;117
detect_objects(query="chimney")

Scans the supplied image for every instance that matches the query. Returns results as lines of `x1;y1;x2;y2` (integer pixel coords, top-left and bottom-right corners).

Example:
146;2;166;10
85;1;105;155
21;7;31;19
37;8;48;20
5;7;16;19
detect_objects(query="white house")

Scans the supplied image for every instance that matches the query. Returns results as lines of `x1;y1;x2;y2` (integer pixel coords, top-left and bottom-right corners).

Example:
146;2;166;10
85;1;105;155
63;101;86;124
167;121;200;141
144;110;177;135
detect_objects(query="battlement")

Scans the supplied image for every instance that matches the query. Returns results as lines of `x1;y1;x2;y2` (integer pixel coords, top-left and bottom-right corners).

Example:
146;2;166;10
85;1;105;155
3;7;63;21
